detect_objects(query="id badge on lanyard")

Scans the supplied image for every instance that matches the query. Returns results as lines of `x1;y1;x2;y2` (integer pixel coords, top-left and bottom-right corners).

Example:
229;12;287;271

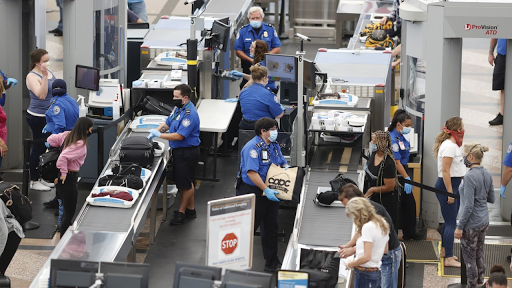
399;141;406;150
262;149;270;163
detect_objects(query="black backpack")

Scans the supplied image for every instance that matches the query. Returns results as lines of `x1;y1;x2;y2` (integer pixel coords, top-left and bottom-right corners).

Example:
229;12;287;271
0;182;33;225
38;143;64;183
329;173;358;193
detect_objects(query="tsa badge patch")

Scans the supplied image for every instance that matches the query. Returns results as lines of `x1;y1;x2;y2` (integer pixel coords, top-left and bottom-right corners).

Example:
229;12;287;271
183;118;191;127
508;144;512;154
250;149;258;159
53;106;61;115
392;143;399;152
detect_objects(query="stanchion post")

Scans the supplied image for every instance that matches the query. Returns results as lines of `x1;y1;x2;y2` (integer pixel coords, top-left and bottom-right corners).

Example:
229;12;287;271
23;139;39;230
447;245;467;287
97;126;105;177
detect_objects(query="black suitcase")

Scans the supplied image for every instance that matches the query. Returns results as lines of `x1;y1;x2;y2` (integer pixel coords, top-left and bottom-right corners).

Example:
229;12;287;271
119;136;155;168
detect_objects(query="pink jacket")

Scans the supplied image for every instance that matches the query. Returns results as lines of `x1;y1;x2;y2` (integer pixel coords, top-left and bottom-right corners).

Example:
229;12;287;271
47;131;87;176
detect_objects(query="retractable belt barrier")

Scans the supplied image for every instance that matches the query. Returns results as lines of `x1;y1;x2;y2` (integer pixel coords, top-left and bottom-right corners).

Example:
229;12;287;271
361;154;460;199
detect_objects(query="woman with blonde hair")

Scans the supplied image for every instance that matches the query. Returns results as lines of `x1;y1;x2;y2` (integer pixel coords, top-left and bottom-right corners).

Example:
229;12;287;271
454;143;494;288
432;116;466;267
344;197;389;287
364;130;401;228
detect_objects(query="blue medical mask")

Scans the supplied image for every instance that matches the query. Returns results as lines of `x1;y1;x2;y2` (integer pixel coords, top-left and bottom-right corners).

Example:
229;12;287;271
250;20;262;29
269;130;278;142
369;142;378;153
402;126;412;135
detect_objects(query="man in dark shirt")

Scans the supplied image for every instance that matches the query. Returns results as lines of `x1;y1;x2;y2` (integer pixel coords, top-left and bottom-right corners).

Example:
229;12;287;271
338;184;402;288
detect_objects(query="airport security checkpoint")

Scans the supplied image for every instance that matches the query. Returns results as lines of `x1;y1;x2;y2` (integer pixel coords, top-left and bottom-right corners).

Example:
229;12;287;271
0;0;512;287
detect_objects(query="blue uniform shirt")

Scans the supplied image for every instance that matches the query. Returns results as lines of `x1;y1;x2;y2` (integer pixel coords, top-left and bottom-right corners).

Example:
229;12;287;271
45;94;79;134
240;136;287;186
165;102;201;149
497;39;507;56
239;83;283;121
234;23;281;57
504;141;512;168
390;128;410;166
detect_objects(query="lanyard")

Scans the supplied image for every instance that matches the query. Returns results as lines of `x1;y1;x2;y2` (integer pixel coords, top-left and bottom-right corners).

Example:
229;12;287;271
170;102;191;121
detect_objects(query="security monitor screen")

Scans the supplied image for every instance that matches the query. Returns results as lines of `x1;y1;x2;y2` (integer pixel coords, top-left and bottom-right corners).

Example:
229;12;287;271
265;54;296;83
75;65;100;91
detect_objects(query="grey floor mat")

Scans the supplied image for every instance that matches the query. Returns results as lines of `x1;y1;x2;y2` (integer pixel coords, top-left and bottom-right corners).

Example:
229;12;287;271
403;240;439;262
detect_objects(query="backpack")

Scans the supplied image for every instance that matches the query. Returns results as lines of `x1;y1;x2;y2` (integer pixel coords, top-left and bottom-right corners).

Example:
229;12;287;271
0;182;33;225
38;143;64;183
329;173;358;193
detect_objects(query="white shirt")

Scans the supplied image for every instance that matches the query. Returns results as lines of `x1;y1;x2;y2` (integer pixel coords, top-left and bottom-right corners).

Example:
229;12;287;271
355;221;389;268
437;140;466;177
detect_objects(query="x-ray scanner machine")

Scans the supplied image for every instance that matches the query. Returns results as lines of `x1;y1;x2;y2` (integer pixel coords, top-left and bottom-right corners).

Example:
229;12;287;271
400;0;512;227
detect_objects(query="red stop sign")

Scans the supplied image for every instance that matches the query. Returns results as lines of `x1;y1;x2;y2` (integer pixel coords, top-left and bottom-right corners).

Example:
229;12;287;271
221;233;238;255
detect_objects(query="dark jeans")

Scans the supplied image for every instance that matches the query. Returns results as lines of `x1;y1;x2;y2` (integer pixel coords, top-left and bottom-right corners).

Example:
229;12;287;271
57;172;79;237
435;177;462;258
0;231;21;274
354;269;381;288
26;112;49;181
237;182;280;267
399;166;418;237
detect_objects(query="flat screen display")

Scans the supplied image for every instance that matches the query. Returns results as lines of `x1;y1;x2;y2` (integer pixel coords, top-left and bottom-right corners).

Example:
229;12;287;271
75;65;100;91
265;54;296;83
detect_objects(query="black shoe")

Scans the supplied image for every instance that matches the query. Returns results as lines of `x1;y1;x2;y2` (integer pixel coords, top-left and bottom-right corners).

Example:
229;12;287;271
173;209;197;218
264;261;281;273
48;27;61;33
507;255;511;263
43;200;59;209
489;113;503;125
54;30;63;37
403;233;423;241
170;212;187;225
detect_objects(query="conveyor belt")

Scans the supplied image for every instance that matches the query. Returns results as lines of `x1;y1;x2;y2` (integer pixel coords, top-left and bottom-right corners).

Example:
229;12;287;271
310;142;362;172
297;170;359;247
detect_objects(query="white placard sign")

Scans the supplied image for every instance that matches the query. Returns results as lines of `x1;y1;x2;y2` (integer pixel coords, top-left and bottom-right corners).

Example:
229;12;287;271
207;194;255;270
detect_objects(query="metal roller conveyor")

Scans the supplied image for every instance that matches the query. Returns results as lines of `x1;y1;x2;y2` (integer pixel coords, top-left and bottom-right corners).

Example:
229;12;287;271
29;121;170;287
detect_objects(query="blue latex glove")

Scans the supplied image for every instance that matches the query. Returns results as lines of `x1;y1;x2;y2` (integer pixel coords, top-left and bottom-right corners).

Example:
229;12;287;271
6;78;17;87
42;125;48;134
45;142;50;148
263;187;280;202
148;129;161;138
132;80;143;87
225;98;239;103
501;184;507;199
280;104;285;111
228;70;244;80
284;164;291;170
404;177;413;194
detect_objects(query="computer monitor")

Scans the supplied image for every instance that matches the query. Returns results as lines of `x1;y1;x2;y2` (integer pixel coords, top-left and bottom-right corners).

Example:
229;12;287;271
211;20;230;52
303;59;318;89
265;54;297;83
173;262;222;288
50;259;99;288
75;65;100;91
100;262;150;288
223;269;273;288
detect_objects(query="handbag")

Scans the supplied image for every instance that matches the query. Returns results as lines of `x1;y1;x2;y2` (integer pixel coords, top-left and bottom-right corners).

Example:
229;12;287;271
98;174;144;190
299;248;340;288
329;173;358;193
111;163;142;177
38;143;65;183
0;182;33;225
142;96;174;116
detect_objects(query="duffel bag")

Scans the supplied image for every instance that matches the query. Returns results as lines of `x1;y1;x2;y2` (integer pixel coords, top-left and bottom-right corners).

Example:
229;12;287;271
119;136;155;168
142;96;174;116
98;174;144;190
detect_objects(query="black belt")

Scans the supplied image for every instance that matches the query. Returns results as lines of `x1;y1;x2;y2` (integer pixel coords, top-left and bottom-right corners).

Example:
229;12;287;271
241;117;257;124
172;146;199;151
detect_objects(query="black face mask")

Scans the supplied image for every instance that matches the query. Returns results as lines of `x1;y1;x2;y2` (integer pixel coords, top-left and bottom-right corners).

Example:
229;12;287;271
173;98;184;108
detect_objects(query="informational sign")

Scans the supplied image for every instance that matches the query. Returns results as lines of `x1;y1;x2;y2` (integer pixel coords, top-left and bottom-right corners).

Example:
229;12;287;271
207;194;255;270
277;270;309;288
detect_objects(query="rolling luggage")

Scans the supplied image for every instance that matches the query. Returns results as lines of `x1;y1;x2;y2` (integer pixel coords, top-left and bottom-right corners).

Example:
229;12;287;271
119;136;155;168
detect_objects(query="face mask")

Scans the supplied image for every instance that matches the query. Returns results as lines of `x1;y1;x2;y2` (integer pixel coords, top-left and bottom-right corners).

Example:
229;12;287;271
369;142;378;153
442;127;464;147
402;126;412;135
269;130;278;142
463;155;472;168
173;98;184;108
250;20;262;29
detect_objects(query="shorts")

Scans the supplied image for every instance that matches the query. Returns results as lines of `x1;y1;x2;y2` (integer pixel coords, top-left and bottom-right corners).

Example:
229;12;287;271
171;146;200;190
492;53;506;91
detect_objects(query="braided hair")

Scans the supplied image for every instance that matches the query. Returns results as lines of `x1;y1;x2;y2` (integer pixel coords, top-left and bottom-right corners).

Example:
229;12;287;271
373;130;401;189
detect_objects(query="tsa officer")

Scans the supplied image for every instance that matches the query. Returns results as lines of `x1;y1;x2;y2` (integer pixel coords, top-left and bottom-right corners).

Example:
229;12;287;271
45;79;79;134
388;109;422;240
237;117;289;272
239;65;284;130
500;141;512;219
148;84;201;225
0;69;18;104
235;6;281;89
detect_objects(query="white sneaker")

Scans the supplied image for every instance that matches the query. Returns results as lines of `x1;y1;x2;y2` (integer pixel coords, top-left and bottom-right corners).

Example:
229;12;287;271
30;181;51;191
40;179;55;188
